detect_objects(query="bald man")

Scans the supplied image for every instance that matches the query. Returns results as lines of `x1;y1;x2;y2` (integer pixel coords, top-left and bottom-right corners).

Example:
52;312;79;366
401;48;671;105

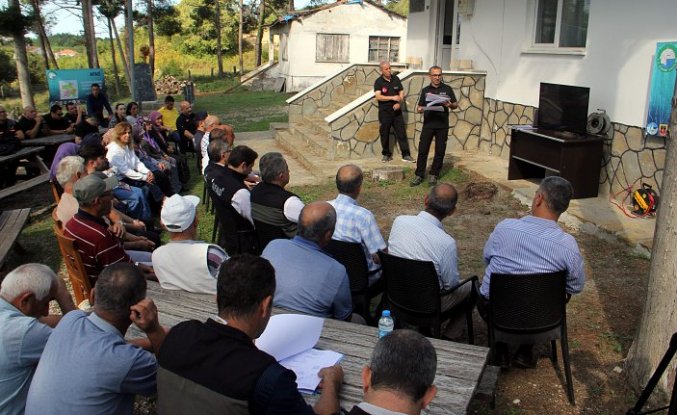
374;61;413;163
200;115;221;174
16;106;43;139
262;202;354;321
176;101;197;153
388;183;473;339
329;164;386;286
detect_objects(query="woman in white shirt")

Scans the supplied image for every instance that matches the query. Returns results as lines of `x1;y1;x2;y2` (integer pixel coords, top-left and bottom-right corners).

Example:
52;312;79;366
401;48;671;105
106;122;165;204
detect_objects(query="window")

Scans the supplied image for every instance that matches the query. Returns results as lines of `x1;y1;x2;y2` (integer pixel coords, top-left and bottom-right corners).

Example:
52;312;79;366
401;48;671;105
368;36;400;63
281;33;288;61
533;0;589;49
316;34;350;63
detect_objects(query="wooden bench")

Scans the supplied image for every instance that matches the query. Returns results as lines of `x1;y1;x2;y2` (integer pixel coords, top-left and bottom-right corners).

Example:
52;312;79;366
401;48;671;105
0;208;31;270
0;146;50;201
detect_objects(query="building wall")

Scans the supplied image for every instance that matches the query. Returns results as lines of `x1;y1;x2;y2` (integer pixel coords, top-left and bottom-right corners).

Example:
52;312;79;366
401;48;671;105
274;2;407;92
452;0;676;194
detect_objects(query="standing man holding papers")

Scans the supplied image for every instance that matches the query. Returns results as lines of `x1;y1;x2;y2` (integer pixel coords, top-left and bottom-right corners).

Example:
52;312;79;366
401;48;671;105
157;254;344;415
411;66;458;187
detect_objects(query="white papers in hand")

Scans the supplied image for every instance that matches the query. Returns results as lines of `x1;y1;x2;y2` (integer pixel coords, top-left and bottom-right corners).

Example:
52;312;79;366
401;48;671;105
425;93;451;105
255;314;343;393
280;349;343;392
256;314;324;361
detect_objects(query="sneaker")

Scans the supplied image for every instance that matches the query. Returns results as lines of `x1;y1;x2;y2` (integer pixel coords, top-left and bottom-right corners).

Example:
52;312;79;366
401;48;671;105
428;175;438;185
401;155;415;163
381;155;392;163
410;176;424;186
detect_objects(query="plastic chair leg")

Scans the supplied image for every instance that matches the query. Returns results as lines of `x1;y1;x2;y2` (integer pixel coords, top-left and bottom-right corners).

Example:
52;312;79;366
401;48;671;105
551;339;558;363
211;215;219;243
560;332;576;405
466;307;475;345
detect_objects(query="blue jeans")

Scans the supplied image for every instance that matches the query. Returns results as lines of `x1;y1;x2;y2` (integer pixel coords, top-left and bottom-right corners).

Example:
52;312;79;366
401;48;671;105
113;185;152;223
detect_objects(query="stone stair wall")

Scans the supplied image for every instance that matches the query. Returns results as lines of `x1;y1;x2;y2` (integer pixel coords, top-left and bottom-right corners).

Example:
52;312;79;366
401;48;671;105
326;71;487;159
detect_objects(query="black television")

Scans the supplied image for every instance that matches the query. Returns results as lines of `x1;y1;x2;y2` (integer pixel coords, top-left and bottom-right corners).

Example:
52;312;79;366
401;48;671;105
537;83;590;135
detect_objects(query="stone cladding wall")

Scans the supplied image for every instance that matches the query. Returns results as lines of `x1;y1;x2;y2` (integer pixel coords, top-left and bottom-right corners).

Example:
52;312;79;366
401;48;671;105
478;98;666;195
327;73;487;158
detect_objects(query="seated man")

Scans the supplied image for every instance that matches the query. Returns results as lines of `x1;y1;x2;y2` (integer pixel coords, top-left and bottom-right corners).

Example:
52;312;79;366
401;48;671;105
80;142;152;224
15;106;43;139
157;254;343;415
206;142;258;254
55;157;158;252
152;194;228;294
0;264;75;415
250;152;305;248
0;105;24;188
388;183;472;339
43;104;74;136
328;164;387;286
262;202;354;321
480;176;585;367
64;173;154;285
74;116;100;144
25;263;166;414
349;330;437;415
63;102;83;126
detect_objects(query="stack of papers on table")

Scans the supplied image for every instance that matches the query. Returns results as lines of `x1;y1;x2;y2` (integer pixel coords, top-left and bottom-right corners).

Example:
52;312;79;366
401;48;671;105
256;314;343;393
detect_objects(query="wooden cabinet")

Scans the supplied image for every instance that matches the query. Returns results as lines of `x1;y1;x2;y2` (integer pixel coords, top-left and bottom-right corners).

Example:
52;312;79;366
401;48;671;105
508;127;604;199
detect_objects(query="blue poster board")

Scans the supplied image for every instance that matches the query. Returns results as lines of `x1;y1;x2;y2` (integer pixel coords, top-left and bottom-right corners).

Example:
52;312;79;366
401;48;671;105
646;42;677;138
45;68;106;103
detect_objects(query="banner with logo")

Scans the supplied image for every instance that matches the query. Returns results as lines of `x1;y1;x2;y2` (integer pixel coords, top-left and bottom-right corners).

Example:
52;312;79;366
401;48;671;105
46;68;106;103
645;42;677;138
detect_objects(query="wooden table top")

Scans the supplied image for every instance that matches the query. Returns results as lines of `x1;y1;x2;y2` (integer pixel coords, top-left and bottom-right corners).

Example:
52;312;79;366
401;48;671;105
0;146;45;164
135;281;489;415
22;134;74;147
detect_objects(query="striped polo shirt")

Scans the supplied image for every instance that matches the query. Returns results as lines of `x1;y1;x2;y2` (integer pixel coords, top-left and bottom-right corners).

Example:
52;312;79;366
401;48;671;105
64;210;131;285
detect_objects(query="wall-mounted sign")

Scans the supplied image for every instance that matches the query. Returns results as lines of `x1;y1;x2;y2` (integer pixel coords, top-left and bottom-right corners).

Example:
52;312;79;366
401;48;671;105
46;68;106;103
646;42;677;138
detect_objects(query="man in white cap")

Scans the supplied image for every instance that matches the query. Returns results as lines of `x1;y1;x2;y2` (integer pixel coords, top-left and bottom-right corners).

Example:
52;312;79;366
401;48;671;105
152;194;228;294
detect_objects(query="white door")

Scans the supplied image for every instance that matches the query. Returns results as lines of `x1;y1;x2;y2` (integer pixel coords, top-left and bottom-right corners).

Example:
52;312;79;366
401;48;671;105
435;0;459;69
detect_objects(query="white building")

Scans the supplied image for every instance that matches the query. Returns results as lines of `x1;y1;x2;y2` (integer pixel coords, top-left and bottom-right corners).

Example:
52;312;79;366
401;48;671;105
404;0;676;193
267;0;407;92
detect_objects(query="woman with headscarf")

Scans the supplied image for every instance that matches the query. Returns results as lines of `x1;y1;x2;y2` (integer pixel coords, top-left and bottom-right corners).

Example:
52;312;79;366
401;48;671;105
140;116;181;193
148;111;190;188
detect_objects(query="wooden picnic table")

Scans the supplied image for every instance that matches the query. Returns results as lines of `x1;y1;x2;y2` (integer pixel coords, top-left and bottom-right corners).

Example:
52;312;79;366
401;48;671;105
0;147;50;201
131;281;489;415
0;208;30;269
21;133;75;147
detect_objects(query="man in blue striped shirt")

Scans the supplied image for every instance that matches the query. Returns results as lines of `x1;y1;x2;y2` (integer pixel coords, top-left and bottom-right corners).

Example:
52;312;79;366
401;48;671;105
480;176;585;367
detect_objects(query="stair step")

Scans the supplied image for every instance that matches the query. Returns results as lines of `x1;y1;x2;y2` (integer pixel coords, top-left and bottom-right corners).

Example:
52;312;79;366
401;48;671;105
275;130;324;175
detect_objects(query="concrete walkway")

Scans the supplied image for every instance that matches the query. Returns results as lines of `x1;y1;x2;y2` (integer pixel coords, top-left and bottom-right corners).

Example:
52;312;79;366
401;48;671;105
236;129;655;256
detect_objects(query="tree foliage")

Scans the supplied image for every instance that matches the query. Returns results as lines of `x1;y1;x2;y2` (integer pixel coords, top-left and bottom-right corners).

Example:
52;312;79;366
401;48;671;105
0;4;35;36
0;49;17;84
385;0;408;17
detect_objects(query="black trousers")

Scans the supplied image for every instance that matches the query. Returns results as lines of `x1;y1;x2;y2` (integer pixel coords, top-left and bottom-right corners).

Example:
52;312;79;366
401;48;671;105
415;127;448;178
378;109;410;157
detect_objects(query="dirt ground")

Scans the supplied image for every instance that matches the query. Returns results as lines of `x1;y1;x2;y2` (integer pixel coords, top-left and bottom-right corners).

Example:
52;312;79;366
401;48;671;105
290;165;652;415
2;163;654;414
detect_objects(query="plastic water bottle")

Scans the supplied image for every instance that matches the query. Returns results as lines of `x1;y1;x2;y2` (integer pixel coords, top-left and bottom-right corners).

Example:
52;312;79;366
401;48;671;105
378;310;394;338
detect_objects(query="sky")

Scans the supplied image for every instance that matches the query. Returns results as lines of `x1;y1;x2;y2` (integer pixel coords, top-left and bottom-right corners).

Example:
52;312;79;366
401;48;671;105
42;0;312;37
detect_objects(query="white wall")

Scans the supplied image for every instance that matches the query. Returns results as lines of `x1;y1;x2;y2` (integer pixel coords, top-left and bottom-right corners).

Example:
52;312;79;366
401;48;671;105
456;0;677;127
405;0;437;68
274;2;407;91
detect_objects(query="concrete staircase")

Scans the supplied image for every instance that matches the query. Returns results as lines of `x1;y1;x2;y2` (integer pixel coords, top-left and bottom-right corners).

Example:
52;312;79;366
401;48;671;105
275;81;373;172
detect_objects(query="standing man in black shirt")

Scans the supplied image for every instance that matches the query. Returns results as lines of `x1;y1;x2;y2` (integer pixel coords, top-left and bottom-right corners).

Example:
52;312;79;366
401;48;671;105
373;61;414;163
175;101;197;154
86;83;113;127
411;66;458;186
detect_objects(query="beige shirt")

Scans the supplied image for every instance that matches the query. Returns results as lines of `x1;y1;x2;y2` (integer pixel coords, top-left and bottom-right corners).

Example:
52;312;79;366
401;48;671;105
56;192;79;225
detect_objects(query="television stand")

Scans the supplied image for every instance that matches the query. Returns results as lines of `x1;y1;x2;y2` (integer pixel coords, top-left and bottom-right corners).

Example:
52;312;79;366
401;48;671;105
508;127;604;199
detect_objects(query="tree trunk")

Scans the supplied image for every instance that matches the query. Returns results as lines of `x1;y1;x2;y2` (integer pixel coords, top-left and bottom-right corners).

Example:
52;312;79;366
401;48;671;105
84;0;99;68
626;80;677;402
31;0;58;69
255;0;265;67
215;0;223;77
35;21;50;70
147;0;155;77
288;0;294;12
238;0;244;75
111;18;132;95
107;17;121;96
7;0;34;107
12;33;34;108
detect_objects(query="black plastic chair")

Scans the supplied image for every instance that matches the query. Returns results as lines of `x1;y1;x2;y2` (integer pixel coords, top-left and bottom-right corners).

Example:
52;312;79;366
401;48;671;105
323;239;382;321
211;193;259;256
487;271;575;405
379;251;477;342
253;220;290;252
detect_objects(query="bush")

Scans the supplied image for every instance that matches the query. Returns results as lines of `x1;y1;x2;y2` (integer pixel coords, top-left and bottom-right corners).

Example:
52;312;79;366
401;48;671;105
160;59;185;78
